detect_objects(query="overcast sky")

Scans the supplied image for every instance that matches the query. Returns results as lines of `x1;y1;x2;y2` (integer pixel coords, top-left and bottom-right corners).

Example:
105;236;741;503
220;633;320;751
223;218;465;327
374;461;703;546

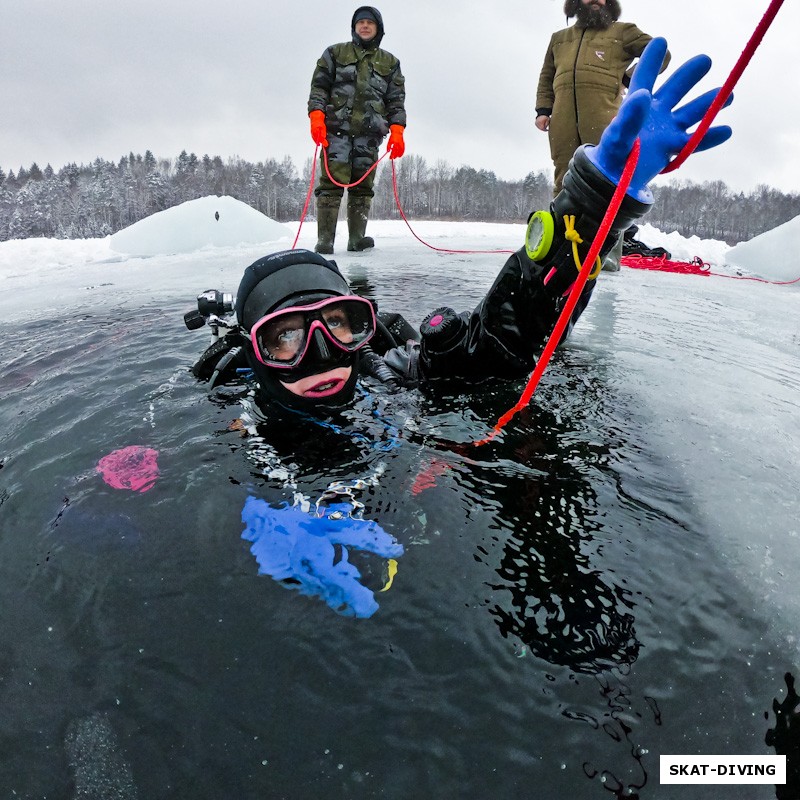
3;0;797;194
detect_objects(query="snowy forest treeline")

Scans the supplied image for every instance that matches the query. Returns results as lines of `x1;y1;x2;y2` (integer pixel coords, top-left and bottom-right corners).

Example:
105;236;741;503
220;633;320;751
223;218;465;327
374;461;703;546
2;150;798;245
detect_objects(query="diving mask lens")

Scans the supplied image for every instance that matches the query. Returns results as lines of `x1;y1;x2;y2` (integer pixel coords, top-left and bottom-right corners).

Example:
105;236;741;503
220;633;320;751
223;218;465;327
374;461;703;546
251;296;376;368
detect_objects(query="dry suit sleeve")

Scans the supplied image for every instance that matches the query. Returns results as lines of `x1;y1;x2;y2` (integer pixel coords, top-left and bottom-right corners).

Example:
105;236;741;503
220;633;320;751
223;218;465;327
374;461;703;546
419;148;652;384
418;250;581;383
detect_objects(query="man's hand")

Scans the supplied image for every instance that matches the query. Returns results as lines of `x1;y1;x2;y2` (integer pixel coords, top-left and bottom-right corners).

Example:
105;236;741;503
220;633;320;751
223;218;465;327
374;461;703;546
309;110;328;147
387;124;405;159
535;114;550;132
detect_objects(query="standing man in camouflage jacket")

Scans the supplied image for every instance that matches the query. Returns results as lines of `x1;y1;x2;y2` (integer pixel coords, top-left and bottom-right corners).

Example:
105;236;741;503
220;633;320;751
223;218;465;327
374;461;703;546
308;7;406;254
535;0;670;196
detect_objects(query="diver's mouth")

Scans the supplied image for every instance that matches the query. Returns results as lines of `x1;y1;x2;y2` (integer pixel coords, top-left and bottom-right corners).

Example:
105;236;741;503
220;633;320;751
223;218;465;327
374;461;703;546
279;365;353;398
302;377;346;397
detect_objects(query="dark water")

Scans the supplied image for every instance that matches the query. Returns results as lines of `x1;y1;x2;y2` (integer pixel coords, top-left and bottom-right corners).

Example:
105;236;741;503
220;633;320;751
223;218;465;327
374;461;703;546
0;245;797;799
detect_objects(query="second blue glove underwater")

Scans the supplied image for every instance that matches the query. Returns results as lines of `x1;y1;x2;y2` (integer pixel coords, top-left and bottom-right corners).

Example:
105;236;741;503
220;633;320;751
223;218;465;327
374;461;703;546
241;496;404;618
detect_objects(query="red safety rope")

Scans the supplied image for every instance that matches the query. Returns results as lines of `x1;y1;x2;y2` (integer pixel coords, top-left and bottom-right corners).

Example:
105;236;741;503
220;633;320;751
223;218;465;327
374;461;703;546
291;144;319;249
293;144;515;255
292;145;389;248
662;0;785;173
390;160;514;255
621;254;712;275
622;254;800;285
713;271;800;285
323;146;389;188
474;140;641;446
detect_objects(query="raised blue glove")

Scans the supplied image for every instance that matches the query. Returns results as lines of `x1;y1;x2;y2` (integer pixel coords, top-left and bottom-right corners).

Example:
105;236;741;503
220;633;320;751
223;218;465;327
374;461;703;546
586;37;733;203
241;496;404;618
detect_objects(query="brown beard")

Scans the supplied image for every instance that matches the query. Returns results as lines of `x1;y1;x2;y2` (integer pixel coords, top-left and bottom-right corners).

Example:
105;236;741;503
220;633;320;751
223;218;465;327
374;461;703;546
575;3;615;29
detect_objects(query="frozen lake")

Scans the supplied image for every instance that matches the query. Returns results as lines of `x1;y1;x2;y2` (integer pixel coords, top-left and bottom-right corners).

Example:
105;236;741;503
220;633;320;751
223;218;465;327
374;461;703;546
0;219;798;798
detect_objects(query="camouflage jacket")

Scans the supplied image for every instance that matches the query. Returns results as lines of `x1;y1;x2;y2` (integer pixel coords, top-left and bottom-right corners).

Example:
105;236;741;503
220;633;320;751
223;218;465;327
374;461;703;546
308;42;406;140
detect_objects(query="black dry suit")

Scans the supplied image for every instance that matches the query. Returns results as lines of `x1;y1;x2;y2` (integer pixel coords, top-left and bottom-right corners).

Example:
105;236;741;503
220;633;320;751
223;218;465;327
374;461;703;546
191;146;651;410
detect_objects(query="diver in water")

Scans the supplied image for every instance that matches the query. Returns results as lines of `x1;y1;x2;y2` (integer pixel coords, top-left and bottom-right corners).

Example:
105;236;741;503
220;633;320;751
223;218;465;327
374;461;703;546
190;39;731;412
184;39;732;620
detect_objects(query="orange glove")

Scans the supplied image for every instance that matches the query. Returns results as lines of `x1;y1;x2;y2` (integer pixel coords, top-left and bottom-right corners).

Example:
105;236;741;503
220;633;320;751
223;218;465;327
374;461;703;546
387;124;405;159
309;110;328;146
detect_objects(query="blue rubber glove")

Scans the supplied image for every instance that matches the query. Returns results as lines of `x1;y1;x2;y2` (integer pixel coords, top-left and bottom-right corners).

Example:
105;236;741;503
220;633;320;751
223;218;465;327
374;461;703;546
241;496;404;618
586;37;733;203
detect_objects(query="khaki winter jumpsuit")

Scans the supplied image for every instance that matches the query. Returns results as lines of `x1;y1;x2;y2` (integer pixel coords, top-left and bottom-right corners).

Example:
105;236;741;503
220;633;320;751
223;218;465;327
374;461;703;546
536;22;670;194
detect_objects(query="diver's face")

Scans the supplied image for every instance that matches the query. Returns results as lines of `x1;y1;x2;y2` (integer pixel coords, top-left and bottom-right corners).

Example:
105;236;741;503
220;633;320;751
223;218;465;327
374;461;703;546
251;294;373;405
279;366;353;398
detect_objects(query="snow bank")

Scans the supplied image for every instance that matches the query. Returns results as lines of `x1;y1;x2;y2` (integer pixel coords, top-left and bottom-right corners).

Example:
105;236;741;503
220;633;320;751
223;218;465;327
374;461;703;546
725;214;800;282
109;195;292;256
634;222;731;266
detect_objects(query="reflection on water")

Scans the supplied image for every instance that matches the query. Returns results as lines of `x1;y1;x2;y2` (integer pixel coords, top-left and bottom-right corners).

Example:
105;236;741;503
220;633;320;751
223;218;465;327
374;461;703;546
475;408;640;674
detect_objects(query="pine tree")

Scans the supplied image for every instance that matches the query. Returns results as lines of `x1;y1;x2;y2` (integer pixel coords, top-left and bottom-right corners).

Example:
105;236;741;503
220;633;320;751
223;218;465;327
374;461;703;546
1;147;798;244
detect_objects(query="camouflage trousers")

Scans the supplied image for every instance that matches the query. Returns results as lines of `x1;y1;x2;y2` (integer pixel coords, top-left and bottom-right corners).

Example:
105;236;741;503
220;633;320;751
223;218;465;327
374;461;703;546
315;134;381;200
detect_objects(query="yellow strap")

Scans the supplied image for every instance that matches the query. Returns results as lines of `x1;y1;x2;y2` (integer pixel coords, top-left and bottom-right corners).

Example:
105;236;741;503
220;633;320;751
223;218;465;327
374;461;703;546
379;558;398;592
563;214;583;244
563;215;602;280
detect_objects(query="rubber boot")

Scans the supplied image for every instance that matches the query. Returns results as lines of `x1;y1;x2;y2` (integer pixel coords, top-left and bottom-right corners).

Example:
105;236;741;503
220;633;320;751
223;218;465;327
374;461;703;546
602;232;623;272
315;196;341;254
347;195;375;252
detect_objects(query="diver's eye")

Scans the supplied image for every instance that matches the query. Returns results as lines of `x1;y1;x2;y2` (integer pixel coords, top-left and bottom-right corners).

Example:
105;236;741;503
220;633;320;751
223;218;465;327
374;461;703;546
322;308;354;343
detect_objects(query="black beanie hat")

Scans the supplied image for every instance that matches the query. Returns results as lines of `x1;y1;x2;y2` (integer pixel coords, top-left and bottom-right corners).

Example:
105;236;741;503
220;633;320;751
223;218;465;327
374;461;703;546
564;0;622;19
354;9;378;24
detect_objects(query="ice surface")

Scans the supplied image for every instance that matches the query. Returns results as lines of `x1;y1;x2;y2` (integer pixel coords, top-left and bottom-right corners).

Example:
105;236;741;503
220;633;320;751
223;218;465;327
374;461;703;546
634;222;731;266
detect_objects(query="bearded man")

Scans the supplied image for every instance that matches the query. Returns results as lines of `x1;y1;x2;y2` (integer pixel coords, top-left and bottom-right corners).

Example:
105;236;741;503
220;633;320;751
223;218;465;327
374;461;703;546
535;0;670;195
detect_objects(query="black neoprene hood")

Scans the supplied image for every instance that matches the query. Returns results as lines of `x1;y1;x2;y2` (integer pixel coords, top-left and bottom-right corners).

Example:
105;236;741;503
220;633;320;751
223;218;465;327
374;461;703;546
235;250;350;332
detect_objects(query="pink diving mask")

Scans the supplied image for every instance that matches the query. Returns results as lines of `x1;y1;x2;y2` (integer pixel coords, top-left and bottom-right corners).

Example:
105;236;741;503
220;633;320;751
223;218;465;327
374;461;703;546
249;295;376;369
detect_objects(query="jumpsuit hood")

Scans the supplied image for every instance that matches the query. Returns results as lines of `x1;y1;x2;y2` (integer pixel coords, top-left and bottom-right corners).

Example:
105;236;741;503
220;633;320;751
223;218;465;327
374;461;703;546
563;0;621;21
352;6;385;49
236;249;361;413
